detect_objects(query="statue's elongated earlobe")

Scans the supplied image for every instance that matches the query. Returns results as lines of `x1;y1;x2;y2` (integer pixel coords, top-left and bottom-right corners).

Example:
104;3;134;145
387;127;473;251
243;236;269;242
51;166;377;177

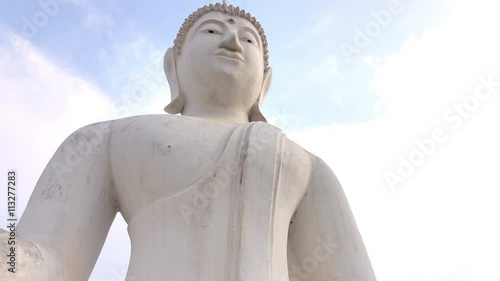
249;67;273;122
164;48;184;114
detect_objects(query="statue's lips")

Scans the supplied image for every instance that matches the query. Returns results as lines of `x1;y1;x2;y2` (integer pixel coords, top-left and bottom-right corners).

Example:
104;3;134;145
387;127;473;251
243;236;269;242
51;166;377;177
213;50;244;62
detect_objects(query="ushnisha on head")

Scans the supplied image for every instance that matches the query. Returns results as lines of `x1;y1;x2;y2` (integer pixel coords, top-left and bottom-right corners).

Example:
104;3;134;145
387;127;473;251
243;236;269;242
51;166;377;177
163;2;273;124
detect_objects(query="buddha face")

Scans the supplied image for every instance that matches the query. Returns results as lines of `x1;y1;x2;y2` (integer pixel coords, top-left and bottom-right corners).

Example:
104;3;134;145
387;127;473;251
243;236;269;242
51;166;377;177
175;11;267;110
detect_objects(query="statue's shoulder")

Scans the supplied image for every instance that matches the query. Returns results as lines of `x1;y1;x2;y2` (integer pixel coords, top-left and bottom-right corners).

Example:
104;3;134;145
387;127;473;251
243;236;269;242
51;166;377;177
248;122;316;165
63;115;181;148
105;114;198;138
109;114;179;131
280;134;313;163
274;133;315;184
280;137;340;192
280;133;335;177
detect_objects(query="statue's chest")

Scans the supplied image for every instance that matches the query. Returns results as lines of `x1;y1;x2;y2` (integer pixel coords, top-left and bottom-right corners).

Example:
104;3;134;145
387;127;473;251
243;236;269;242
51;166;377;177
110;117;308;234
110;117;239;220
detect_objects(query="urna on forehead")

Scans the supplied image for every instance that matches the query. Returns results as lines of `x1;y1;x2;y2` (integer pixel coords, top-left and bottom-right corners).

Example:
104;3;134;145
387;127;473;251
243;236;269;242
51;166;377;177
173;2;270;68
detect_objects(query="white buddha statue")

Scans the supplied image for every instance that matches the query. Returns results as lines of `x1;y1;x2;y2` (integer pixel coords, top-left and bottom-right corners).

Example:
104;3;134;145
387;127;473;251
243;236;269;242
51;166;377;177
0;3;376;281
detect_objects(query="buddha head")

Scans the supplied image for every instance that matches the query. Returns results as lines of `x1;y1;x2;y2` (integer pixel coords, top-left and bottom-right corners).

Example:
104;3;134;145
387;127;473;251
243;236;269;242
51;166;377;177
163;2;272;123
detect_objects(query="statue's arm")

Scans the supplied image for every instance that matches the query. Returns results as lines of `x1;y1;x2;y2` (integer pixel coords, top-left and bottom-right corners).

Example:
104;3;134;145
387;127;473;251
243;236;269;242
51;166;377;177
287;156;377;281
1;121;118;281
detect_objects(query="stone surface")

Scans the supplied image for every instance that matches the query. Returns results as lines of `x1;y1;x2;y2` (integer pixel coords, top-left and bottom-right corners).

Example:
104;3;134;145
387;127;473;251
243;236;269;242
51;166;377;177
0;4;376;281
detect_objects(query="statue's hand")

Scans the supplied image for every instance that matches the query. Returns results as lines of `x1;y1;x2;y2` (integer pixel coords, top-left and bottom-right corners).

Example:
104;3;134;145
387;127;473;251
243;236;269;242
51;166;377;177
0;228;67;281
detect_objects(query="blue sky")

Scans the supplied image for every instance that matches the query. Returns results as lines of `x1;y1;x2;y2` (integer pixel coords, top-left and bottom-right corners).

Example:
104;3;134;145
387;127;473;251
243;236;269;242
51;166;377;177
1;0;500;281
0;0;456;126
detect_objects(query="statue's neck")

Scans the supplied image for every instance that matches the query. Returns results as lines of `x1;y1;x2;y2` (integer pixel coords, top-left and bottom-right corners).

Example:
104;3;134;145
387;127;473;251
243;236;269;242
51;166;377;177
182;103;250;124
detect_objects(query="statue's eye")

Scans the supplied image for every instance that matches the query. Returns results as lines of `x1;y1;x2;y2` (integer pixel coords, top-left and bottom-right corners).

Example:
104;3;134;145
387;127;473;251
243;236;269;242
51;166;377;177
241;32;257;45
208;30;215;34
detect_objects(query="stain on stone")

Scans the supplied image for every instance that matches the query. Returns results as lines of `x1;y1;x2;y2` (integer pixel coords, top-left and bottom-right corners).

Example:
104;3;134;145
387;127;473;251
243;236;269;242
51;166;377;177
153;141;172;156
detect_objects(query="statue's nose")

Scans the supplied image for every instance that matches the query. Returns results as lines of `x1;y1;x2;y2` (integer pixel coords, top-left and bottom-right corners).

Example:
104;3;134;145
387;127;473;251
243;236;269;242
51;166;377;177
219;30;243;53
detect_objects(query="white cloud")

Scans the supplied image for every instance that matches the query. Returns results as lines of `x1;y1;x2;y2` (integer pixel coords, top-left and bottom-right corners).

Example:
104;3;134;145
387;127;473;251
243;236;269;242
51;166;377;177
362;55;381;66
74;0;117;39
0;27;118;206
83;8;115;29
0;26;132;280
289;1;500;280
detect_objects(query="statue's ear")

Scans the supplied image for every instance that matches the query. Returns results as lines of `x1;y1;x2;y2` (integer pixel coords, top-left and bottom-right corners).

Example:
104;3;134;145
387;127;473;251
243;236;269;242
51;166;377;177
164;48;184;114
249;67;273;122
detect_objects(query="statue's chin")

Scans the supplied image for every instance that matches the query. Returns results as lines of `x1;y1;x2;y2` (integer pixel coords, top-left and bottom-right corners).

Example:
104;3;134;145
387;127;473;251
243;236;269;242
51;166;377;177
209;59;245;78
179;58;260;105
196;71;249;92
